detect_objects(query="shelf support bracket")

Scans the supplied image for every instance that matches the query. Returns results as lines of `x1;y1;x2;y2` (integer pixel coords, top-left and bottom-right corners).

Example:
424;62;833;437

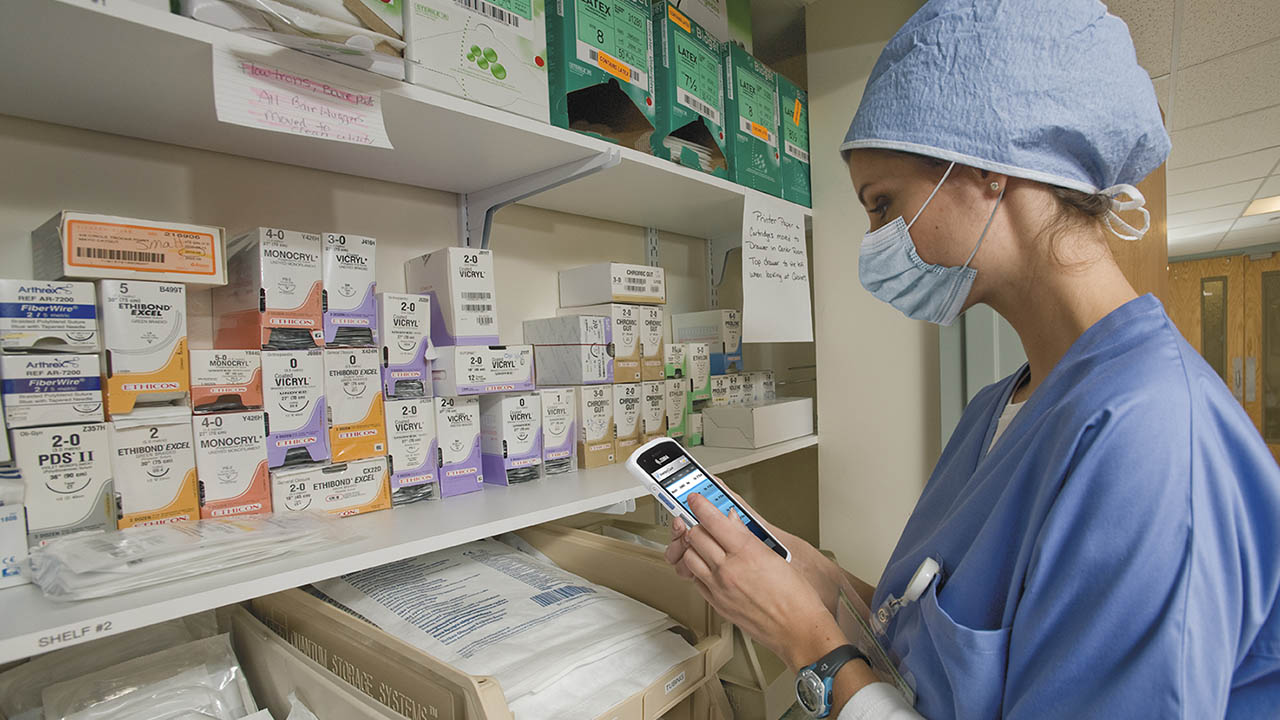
645;228;660;267
706;233;741;308
457;148;622;248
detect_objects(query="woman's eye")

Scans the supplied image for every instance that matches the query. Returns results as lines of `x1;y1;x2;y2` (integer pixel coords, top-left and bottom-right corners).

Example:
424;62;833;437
872;198;890;217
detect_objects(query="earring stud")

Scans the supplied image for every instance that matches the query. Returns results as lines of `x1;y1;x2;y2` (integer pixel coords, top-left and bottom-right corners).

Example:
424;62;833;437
990;182;1000;191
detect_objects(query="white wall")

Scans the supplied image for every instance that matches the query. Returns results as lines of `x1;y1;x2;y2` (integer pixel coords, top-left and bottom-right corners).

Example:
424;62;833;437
807;0;939;583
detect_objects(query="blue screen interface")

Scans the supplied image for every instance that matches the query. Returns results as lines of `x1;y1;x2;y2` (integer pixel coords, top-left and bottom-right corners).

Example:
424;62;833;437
653;454;785;556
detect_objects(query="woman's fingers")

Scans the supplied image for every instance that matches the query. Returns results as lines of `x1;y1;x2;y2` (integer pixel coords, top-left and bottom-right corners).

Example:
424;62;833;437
688;494;752;554
679;543;716;584
684;524;727;570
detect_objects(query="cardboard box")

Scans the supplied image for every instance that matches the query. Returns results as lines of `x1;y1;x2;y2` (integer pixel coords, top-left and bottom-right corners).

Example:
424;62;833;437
322;233;378;348
262;349;330;468
525;315;612;385
639;305;665;381
431;345;534;396
377;292;433;399
0;279;99;353
324;348;387;464
540;387;577;474
214;228;325;350
701;397;812;449
687;342;711;401
403;0;549;123
271;456;391;518
193;410;271;519
577;384;615;468
385;397;439;506
480;392;542;486
666;378;688;439
665;342;687;379
436;395;483;497
1;353;103;428
190;349;263;413
403;248;498;348
686;411;703;447
99;280;190;416
111;413;200;528
558;303;641;383
558;262;666;306
776;74;811;208
613;381;643;456
31;211;227;286
14;423;116;545
651;2;728;177
722;43;782;197
641;380;667;441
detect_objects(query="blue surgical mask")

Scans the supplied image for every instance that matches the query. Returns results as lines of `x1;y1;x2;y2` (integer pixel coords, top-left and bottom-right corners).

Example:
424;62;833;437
858;162;1004;326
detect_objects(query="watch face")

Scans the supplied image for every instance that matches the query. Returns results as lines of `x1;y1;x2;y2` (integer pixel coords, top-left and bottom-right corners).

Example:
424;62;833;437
796;671;825;714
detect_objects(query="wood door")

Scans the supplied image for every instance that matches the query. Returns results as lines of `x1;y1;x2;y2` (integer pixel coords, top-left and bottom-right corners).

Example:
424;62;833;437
1244;254;1280;463
1167;256;1246;404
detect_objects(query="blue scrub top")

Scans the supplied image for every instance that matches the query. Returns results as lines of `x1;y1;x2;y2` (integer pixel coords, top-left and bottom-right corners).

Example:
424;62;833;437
873;295;1280;719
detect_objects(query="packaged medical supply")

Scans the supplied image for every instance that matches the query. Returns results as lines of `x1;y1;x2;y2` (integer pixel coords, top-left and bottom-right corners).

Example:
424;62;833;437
666;378;687;440
325;347;387;463
708;375;730;407
687;341;711;401
377;291;433;398
723;43;782;196
431;344;535;396
641;381;667;441
111;412;200;528
758;369;776;401
674;0;728;42
262;349;330;467
28;513;346;600
739;372;758;405
0;479;27;589
777;73;812;208
524;315;612;385
190;349;263;412
559;262;666;306
385;397;438;505
702;396;813;449
0;279;99;353
214;228;324;350
31;211;227;285
436;395;483;497
743;369;776;404
665;342;687;379
540;387;576;475
403;0;549;122
323;232;378;347
686;412;702;446
614;382;642;455
651;2;728;176
639;305;665;380
193;410;271;519
672;309;742;375
1;353;103;427
403;247;498;347
726;373;745;407
272;456;391;517
481;392;542;486
14;423;116;545
577;384;615;469
558;303;641;382
99;279;191;416
345;0;401;37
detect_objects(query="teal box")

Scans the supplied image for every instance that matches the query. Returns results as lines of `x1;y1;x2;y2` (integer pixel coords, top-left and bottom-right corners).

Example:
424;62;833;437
722;43;782;197
777;74;811;208
650;2;729;178
547;0;656;147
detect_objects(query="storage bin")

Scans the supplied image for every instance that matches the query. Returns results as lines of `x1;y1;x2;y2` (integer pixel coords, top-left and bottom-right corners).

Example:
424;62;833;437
720;628;795;720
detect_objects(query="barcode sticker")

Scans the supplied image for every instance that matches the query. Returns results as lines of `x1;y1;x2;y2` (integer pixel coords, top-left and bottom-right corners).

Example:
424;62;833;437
462;304;493;313
530;585;596;607
785;141;810;164
477;317;495;326
677;88;720;125
456;0;520;27
461;291;492;300
75;247;165;264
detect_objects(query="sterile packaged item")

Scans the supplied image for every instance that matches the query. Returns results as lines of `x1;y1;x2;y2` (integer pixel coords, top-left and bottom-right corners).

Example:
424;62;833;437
686;412;702;447
324;347;387;464
402;0;549;123
14;423;115;545
99;279;191;417
431;345;535;396
262;349;330;467
377;291;433;398
665;378;687;440
723;43;783;197
740;372;758;406
688;342;711;401
214;228;324;350
31;211;227;285
777;73;812;208
759;369;777;401
323;232;378;347
558;303;641;382
345;0;402;37
194;410;271;519
640;380;667;441
672;309;742;375
110;412;200;529
651;2;728;177
271;457;390;518
0;485;27;589
727;373;745;407
577;384;614;469
385;397;438;505
664;342;687;379
481;392;542;486
435;395;483;497
702;396;814;449
613;382;642;455
524;315;612;385
190;349;263;413
639;305;665;381
558;262;666;306
1;353;103;428
540;387;576;475
708;375;730;407
0;279;99;353
403;247;498;347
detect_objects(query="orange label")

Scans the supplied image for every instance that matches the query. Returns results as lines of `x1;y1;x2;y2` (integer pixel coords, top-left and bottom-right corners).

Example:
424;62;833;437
793;98;803;126
668;5;691;33
66;219;219;276
750;121;770;141
596;49;632;83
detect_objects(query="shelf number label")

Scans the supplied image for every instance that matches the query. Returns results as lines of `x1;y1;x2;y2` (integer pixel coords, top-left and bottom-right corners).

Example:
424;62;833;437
36;619;116;650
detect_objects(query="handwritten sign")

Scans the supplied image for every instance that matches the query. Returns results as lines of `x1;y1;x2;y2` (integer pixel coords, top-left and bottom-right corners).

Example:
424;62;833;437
741;193;813;343
212;49;393;149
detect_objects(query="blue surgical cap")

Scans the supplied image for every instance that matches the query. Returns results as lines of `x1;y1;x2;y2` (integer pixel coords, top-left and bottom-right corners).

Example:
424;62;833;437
841;0;1171;195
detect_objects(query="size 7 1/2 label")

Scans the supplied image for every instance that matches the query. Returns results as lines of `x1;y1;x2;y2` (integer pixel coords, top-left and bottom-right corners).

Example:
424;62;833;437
673;31;720;125
66;219;219;276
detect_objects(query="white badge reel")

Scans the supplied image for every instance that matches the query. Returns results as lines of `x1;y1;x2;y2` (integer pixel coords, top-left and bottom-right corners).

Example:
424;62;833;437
871;557;941;637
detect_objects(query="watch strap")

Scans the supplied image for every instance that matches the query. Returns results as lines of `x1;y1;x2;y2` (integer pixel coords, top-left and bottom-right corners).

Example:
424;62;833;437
814;643;866;680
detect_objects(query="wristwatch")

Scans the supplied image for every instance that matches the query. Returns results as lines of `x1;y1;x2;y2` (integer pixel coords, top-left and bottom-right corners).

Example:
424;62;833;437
796;644;868;718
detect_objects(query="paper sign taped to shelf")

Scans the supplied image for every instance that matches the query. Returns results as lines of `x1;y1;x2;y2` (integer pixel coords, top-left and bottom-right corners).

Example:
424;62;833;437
741;192;813;342
212;49;392;149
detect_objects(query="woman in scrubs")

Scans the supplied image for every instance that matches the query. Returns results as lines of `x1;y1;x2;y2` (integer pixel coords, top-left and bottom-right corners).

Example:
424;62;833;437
664;1;1280;718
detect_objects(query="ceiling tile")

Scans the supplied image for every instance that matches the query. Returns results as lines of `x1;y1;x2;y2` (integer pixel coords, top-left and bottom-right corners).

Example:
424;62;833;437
1166;149;1280;194
1167;218;1235;245
1232;210;1280;231
1167;106;1280;168
1216;223;1280;252
1259;175;1280;197
1178;0;1280;67
1168;203;1247;229
1172;40;1280;130
1105;0;1174;76
1150;74;1171;114
1168;179;1263;214
1168;234;1228;257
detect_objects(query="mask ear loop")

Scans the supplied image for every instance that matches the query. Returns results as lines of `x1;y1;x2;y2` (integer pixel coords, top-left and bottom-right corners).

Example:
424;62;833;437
1100;184;1150;241
961;183;1006;269
906;161;957;230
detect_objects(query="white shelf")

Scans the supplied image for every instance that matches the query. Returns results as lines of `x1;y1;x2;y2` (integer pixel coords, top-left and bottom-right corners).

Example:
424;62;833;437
0;0;811;242
0;434;816;664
